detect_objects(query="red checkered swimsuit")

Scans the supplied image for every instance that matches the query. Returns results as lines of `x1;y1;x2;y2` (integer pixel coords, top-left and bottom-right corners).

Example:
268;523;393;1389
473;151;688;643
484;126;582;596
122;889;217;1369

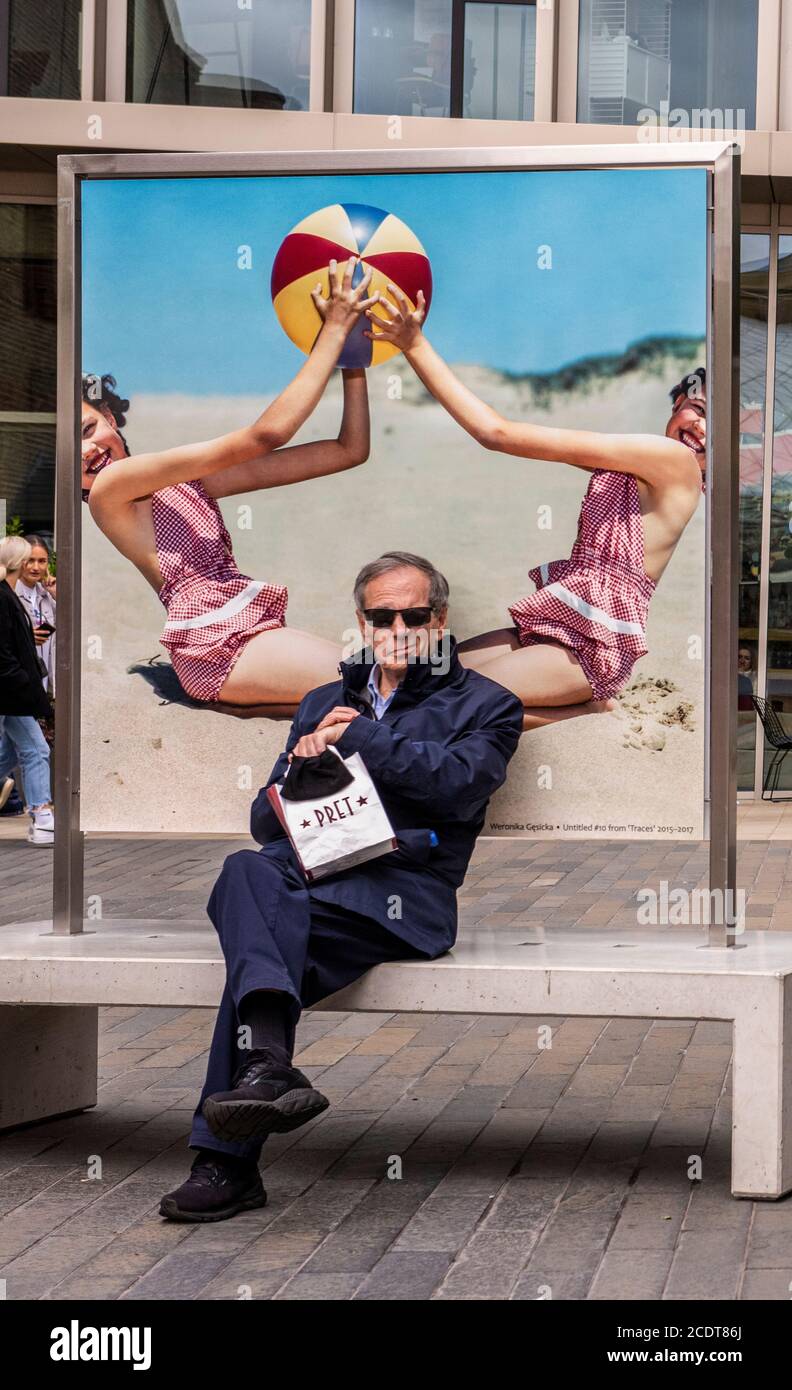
152;479;288;703
508;469;655;701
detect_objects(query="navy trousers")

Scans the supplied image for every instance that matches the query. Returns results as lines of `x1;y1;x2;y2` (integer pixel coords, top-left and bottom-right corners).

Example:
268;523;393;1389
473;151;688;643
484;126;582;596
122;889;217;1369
190;848;429;1159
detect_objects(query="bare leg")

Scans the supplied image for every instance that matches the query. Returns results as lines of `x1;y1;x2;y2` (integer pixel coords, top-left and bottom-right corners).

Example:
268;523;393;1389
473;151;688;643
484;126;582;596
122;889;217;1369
457;627;522;668
217;627;343;705
219;624;614;725
460;634;594;706
458;628;615;728
521;699;615;731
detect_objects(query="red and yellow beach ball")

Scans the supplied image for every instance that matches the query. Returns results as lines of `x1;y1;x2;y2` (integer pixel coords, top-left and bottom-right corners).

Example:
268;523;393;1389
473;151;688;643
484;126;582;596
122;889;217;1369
270;201;432;369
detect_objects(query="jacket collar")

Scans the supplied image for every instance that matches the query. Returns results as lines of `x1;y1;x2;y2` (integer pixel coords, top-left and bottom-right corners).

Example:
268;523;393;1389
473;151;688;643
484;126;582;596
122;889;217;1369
339;633;464;708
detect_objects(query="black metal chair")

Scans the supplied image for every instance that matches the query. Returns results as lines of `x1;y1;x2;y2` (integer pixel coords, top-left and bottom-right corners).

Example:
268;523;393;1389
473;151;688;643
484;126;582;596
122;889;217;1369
752;695;792;800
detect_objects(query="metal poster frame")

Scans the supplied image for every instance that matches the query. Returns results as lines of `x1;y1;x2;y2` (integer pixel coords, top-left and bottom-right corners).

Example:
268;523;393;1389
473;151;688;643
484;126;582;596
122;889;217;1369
54;142;741;941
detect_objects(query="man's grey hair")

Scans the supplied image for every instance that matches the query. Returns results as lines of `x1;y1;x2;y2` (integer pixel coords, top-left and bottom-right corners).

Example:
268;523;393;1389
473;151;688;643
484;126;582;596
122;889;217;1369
354;551;450;613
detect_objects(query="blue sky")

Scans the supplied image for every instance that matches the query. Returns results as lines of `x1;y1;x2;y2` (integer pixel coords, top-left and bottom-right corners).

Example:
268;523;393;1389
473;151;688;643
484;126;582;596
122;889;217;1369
82;167;707;396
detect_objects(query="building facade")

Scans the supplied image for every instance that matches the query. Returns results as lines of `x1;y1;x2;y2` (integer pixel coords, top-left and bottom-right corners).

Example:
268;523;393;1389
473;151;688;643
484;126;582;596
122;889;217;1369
0;0;790;796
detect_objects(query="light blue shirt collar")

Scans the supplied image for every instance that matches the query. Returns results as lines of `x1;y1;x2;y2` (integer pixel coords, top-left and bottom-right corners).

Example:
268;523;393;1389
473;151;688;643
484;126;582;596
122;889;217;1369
367;664;399;719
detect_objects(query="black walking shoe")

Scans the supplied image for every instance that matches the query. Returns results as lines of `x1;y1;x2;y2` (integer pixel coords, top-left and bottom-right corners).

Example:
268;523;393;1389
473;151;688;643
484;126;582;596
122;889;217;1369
159;1149;267;1223
202;1047;330;1144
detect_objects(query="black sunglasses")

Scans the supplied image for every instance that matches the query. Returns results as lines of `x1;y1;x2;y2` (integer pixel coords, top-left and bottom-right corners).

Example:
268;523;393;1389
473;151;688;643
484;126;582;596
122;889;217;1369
363;607;434;628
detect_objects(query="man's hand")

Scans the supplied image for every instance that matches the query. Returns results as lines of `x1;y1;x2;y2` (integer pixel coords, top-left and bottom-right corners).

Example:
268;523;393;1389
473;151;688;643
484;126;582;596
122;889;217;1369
289;721;351;760
313;706;360;733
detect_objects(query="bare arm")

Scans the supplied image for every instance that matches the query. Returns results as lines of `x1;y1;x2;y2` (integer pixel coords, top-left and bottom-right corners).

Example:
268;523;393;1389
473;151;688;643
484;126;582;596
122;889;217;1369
367;288;701;496
204;369;370;498
90;259;377;512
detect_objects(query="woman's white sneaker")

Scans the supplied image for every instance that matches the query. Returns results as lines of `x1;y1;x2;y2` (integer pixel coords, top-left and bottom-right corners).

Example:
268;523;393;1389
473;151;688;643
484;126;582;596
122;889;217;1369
27;803;54;846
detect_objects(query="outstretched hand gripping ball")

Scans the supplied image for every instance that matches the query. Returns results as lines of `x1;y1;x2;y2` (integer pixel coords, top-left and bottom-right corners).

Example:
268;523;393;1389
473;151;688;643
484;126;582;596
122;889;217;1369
271;201;432;369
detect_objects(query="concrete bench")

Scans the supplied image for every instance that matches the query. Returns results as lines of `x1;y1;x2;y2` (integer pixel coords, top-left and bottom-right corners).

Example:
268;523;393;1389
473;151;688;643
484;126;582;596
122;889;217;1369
1;918;791;1201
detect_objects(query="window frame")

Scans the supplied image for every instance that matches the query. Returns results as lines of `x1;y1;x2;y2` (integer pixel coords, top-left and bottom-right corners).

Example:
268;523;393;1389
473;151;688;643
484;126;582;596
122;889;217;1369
559;0;774;132
346;0;553;120
0;0;86;100
118;0;322;111
449;0;538;120
0;192;58;542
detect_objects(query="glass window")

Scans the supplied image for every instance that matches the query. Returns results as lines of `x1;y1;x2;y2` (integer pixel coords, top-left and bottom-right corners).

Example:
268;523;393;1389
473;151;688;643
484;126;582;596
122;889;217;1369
354;0;536;119
0;204;57;414
463;3;536;121
127;0;311;109
354;0;453;116
0;422;56;537
761;235;792;792
577;0;758;130
737;234;769;793
0;0;82;99
0;204;56;536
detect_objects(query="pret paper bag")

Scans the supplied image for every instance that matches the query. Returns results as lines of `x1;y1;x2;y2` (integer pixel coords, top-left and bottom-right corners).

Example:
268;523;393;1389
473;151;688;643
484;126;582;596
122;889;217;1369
266;746;397;881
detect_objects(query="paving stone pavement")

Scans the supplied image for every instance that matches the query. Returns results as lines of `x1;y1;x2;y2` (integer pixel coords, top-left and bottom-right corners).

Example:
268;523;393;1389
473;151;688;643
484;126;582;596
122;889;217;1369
2;834;792;1300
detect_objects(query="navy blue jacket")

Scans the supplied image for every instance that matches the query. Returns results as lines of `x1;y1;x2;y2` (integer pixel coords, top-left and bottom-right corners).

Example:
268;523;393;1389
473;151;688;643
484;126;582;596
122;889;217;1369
0;579;52;719
249;635;524;955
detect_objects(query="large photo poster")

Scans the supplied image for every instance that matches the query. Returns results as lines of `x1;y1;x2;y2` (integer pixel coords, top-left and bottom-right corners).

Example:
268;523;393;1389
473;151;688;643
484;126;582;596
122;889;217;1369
79;163;708;837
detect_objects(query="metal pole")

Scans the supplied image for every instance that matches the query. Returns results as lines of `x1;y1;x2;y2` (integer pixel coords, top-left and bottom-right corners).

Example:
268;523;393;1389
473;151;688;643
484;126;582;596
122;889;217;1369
53;157;84;935
753;208;779;799
708;144;741;945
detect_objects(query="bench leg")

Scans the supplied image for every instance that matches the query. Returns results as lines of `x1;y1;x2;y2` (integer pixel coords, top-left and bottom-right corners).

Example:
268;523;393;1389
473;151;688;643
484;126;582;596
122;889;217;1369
731;976;792;1198
0;1005;98;1131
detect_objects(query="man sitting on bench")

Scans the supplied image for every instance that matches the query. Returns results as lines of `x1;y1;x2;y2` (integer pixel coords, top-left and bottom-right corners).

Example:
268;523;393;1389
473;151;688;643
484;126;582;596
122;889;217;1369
160;551;524;1222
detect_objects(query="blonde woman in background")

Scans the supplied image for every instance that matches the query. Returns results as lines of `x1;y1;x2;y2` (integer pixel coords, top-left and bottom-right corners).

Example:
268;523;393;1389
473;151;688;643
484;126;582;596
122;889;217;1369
18;534;57;699
0;536;54;845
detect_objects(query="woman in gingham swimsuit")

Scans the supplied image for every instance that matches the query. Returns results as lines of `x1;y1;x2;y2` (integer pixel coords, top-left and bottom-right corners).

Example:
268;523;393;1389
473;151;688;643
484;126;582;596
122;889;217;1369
366;289;706;730
80;258;379;709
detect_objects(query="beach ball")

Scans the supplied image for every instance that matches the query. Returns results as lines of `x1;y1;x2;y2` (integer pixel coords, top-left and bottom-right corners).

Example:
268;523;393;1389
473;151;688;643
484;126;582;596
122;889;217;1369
270;201;432;369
